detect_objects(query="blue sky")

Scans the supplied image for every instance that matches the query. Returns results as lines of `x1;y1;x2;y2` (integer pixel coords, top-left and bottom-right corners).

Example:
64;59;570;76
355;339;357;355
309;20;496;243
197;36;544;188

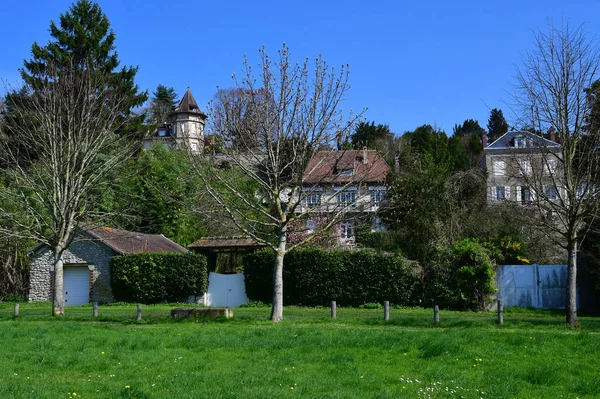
1;0;599;135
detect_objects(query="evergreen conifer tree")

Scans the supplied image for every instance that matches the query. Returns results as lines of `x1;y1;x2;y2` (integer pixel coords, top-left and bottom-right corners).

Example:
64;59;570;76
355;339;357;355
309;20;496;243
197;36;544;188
487;108;509;143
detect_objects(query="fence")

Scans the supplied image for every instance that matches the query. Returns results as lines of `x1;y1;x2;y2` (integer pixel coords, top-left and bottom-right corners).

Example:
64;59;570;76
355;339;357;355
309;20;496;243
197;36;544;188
496;264;572;309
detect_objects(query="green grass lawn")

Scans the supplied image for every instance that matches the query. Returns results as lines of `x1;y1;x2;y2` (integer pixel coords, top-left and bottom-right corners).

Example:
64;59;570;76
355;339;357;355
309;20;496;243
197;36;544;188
1;302;599;398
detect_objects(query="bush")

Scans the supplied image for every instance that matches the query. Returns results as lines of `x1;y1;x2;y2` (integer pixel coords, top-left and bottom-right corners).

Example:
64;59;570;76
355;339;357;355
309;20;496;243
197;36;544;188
424;238;496;310
111;253;207;304
355;231;403;252
244;248;421;307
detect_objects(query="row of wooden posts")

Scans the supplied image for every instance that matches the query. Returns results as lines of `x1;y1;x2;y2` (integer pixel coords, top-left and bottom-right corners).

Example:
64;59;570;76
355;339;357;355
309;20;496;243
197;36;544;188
12;300;506;324
13;302;143;321
329;300;506;324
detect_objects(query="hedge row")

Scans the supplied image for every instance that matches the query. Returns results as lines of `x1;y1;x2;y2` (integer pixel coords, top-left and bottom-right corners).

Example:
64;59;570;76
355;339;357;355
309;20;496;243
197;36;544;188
111;252;207;304
244;248;422;307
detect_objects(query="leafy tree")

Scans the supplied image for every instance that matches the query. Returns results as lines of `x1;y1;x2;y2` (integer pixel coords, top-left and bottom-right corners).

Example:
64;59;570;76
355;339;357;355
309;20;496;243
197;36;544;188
20;0;147;138
402;124;450;165
487;108;509;143
451;119;483;169
149;85;178;124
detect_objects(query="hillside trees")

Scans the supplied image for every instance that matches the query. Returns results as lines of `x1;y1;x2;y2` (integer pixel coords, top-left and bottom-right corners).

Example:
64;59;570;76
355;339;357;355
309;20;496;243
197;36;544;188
513;23;600;326
148;85;178;124
487;108;509;143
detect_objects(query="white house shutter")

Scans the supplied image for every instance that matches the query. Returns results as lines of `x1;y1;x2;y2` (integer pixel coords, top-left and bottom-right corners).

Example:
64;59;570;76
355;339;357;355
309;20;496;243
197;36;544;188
516;186;521;202
491;186;497;201
531;187;537;201
505;186;511;201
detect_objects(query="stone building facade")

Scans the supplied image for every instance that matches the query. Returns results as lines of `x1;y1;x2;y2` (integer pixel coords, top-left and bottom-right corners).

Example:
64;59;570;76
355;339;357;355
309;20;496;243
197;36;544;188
28;227;188;304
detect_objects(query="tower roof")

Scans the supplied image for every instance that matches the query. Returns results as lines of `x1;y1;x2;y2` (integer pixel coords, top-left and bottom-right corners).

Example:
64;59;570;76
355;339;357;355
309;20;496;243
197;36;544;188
172;87;207;119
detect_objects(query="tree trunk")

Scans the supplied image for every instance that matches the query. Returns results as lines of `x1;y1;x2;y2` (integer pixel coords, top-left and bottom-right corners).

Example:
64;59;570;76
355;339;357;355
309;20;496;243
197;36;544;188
566;241;578;327
270;230;287;323
52;248;65;316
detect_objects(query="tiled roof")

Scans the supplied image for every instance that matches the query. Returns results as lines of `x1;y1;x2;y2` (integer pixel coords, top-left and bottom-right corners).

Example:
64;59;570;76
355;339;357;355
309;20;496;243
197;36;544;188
85;226;188;255
303;150;390;184
485;131;560;150
172;87;207;118
188;236;266;250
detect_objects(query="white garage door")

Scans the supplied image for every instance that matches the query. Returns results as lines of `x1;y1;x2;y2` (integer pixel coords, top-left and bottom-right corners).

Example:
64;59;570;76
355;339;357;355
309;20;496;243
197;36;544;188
64;266;90;306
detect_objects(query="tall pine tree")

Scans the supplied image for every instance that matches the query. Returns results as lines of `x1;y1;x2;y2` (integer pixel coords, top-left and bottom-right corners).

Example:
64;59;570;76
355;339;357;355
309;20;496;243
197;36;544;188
149;85;179;124
20;0;147;138
487;108;509;143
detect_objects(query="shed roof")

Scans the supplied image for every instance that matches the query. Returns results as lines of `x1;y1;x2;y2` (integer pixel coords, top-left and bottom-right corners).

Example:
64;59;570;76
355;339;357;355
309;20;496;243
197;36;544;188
85;226;188;255
188;236;266;250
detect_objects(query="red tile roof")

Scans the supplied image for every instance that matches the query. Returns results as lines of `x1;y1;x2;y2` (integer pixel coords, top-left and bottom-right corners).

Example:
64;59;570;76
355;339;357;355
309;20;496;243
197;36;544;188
303;150;390;184
85;226;188;255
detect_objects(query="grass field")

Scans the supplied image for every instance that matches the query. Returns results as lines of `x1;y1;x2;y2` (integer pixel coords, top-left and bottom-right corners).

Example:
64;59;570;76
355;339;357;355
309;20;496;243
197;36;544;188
1;302;599;398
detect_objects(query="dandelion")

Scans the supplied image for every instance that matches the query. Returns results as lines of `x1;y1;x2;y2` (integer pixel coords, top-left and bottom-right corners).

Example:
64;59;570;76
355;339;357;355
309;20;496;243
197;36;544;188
125;386;130;389
101;352;105;355
360;376;364;379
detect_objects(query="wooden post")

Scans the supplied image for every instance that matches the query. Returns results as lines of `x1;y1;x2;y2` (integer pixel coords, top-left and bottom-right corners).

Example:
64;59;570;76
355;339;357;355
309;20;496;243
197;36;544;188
136;305;142;321
93;302;98;317
497;300;504;324
14;303;19;317
331;301;336;319
434;305;439;325
384;301;390;321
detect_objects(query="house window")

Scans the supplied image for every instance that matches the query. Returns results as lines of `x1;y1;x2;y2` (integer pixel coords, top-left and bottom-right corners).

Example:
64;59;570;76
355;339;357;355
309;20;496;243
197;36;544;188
493;160;505;176
515;136;525;148
338;169;354;176
494;186;507;201
340;221;354;239
519;160;532;175
157;128;167;137
370;190;385;208
337;191;356;207
305;192;321;207
522;187;531;203
546;185;558;200
546;159;557;175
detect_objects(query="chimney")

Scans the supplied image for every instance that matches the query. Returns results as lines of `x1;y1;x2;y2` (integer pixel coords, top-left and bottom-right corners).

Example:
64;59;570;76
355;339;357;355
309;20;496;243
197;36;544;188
394;153;400;173
548;127;556;142
362;147;368;164
481;129;488;149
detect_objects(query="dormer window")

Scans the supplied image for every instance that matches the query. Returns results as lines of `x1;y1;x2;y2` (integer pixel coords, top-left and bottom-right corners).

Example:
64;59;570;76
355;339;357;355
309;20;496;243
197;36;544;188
338;169;354;176
515;136;526;148
157;128;167;137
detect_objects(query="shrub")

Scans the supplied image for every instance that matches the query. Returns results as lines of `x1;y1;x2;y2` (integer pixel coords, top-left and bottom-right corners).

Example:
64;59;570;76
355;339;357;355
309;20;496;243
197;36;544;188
244;248;421;307
111;253;207;304
355;231;403;252
424;238;496;310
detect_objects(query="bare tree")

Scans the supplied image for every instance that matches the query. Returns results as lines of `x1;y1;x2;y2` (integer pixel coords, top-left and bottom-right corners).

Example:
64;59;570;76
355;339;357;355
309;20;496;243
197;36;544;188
0;59;137;315
513;22;600;326
191;45;374;322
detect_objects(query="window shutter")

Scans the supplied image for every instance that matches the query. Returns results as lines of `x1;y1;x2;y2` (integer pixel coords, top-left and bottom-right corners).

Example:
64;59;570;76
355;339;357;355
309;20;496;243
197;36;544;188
505;186;511;200
491;186;497;201
516;186;521;202
531;187;536;201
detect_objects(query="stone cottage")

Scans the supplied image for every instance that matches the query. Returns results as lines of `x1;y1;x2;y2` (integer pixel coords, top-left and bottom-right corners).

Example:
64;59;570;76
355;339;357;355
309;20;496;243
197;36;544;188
28;226;188;305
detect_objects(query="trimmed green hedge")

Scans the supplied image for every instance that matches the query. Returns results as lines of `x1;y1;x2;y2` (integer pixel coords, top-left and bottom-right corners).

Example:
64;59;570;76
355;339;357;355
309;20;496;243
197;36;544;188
244;248;422;307
110;253;207;304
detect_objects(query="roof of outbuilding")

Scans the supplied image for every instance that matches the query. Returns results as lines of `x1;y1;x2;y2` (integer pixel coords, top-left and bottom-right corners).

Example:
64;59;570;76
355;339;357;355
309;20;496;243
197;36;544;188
485;130;560;150
85;226;189;255
302;150;390;184
188;236;266;250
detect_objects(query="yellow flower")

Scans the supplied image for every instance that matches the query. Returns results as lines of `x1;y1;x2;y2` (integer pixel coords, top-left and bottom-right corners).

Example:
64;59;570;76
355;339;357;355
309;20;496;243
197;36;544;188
360;376;364;379
125;386;130;389
101;352;105;355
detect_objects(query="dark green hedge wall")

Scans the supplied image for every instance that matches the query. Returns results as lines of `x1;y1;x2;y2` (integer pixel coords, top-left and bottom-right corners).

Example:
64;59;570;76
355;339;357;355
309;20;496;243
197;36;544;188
244;248;421;307
110;252;207;303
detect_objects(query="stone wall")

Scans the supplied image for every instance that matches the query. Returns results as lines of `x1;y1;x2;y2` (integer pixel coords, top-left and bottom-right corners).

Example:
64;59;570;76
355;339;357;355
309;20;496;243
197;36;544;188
28;239;116;303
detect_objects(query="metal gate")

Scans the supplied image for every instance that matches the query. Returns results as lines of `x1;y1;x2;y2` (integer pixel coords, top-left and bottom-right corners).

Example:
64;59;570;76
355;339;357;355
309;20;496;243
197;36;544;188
497;264;573;309
205;272;249;307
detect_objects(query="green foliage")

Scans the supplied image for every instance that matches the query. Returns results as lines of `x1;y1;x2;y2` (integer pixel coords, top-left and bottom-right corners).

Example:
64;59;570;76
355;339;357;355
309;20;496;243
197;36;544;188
487;108;509;143
424;238;496;310
355;230;403;252
148;85;178;124
110;252;207;303
244;248;421;307
20;0;147;138
350;121;395;163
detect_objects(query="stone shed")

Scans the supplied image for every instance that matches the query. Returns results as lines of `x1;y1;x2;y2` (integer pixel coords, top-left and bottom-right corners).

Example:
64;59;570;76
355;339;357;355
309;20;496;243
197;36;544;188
28;226;188;305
